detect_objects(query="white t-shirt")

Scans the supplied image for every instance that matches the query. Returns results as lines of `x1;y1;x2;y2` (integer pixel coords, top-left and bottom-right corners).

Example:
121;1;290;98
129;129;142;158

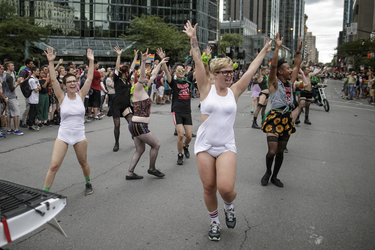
28;76;40;104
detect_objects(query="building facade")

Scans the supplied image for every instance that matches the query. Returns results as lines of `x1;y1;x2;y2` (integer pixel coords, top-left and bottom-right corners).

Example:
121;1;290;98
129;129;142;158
305;32;319;63
352;0;374;41
1;0;218;61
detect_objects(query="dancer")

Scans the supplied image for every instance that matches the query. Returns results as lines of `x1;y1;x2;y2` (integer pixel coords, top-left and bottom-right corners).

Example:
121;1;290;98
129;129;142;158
295;65;322;125
110;47;138;152
250;75;261;114
260;33;302;188
252;66;269;129
156;48;194;165
184;20;272;241
126;49;166;180
43;47;95;195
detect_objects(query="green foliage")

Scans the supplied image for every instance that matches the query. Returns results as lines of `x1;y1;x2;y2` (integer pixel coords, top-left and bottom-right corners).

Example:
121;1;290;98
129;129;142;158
0;2;50;63
336;37;375;70
218;33;243;55
120;14;190;63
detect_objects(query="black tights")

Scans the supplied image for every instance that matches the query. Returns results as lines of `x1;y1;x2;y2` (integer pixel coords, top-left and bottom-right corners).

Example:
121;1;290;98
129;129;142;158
128;132;161;173
113;114;133;144
266;136;289;179
254;104;266;120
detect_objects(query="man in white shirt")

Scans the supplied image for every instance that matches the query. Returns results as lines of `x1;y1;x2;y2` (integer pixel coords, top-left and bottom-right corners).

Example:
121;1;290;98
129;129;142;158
27;67;41;131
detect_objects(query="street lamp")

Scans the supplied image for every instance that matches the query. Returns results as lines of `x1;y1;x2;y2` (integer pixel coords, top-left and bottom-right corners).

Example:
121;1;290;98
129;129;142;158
290;28;293;31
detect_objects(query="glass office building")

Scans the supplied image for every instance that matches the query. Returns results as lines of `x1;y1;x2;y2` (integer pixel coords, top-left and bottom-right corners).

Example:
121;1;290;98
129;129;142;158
2;0;217;60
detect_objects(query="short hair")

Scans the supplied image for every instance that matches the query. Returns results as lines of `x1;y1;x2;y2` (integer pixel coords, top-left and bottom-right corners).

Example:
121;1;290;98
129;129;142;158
66;66;74;72
119;64;129;74
3;61;13;71
210;57;233;73
301;66;307;71
94;60;98;64
276;59;287;75
25;58;33;66
173;63;184;70
62;73;76;85
261;66;268;72
41;64;48;71
67;61;75;66
30;67;39;73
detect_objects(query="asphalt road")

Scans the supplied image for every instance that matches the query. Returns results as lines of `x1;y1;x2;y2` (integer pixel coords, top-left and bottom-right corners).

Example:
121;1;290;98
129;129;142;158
1;78;375;249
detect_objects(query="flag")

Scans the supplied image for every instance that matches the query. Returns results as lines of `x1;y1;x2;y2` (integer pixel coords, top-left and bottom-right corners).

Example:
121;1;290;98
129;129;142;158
148;54;155;61
268;61;271;67
136;60;140;66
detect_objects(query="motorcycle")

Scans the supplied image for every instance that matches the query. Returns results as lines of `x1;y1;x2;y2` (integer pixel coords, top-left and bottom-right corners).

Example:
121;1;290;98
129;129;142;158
312;85;330;112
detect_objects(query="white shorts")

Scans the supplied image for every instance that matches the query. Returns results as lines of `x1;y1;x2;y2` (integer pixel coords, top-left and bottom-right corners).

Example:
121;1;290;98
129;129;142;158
152;83;157;92
157;86;164;97
203;145;232;158
58;127;86;145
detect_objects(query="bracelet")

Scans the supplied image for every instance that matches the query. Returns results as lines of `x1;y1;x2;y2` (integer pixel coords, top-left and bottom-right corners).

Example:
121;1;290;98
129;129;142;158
138;81;147;84
296;52;301;55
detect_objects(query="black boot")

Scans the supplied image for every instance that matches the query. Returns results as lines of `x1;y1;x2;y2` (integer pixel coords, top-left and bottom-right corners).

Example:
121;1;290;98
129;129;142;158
261;154;274;186
252;117;260;129
304;116;311;125
271;155;284;187
295;115;300;124
113;142;119;152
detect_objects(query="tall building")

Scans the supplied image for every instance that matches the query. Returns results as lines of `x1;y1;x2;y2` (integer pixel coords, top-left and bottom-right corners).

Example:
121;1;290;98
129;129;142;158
352;0;374;41
224;0;279;39
342;0;354;43
305;32;319;63
279;0;305;56
1;0;218;61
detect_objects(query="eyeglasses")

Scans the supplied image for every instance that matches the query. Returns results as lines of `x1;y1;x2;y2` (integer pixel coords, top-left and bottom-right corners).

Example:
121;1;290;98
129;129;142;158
177;69;185;73
65;80;77;84
217;71;234;76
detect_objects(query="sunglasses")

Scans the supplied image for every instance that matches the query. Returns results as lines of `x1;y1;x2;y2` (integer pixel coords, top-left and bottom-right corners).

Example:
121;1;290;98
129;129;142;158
177;69;185;73
217;71;234;76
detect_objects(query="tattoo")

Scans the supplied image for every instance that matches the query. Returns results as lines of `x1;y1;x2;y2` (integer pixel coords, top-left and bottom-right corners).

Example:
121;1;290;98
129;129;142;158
191;38;202;61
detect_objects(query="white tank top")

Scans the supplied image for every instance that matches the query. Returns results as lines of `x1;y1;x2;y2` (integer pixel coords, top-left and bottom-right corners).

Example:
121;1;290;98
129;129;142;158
194;85;237;153
60;93;85;130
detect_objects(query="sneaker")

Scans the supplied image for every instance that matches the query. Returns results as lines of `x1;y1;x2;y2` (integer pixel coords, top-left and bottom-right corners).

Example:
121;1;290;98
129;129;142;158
85;119;91;123
271;177;284;187
261;173;271;186
85;182;93;195
29;125;39;131
98;113;106;118
125;173;143;180
37;122;43;128
94;116;102;120
224;208;236;229
47;120;53;127
0;132;6;138
192;133;196;138
165;100;171;104
6;129;14;134
20;121;28;128
183;146;190;158
284;147;288;153
177;153;184;165
295;117;300;125
147;169;165;178
208;222;221;241
13;130;24;136
251;110;254;114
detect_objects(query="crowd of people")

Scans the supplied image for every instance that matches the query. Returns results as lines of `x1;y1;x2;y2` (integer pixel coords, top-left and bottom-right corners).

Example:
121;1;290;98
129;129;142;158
2;19;375;242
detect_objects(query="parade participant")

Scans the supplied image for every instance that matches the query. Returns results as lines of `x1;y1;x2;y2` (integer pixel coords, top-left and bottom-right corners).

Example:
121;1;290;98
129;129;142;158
252;66;269;129
260;34;302;188
157;48;194;165
184;20;272;241
251;76;261;114
42;47;95;195
126;49;166;180
110;47;138;152
295;65;322;125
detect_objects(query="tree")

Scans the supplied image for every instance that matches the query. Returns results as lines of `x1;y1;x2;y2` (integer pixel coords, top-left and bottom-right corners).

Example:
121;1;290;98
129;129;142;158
218;33;243;56
336;37;375;70
0;2;51;63
120;14;190;64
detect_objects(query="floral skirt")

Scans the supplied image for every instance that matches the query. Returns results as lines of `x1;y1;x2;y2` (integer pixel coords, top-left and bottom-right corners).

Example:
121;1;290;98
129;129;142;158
261;109;296;137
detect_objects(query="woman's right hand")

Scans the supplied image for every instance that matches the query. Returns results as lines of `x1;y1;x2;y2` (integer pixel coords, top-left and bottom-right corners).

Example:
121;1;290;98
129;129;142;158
114;46;123;56
141;48;149;62
183;20;197;38
44;47;56;62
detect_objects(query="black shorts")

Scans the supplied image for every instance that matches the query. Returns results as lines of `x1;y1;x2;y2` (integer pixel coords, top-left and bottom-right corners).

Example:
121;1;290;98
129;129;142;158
88;89;101;108
173;112;192;126
260;92;269;99
300;90;313;99
164;89;171;95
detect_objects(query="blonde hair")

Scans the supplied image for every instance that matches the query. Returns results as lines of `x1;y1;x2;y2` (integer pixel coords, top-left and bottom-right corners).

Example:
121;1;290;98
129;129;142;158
210;57;233;73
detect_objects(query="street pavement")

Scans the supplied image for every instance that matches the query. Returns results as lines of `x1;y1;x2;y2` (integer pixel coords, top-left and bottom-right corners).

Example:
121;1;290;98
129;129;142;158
1;78;375;249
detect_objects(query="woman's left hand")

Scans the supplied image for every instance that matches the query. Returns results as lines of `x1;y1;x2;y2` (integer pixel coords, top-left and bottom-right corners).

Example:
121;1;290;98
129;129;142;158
141;49;149;61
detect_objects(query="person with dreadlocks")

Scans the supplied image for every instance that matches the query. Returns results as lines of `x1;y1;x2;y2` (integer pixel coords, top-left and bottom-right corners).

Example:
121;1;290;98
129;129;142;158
110;47;138;152
260;33;302;188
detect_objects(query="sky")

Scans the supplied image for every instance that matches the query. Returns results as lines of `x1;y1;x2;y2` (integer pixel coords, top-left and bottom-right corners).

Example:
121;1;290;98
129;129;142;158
304;0;344;63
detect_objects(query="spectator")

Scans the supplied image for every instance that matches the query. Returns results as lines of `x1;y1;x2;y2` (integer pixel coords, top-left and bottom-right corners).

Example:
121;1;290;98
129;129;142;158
37;65;50;127
19;58;35;128
27;67;41;131
106;70;115;108
87;60;104;120
2;61;23;135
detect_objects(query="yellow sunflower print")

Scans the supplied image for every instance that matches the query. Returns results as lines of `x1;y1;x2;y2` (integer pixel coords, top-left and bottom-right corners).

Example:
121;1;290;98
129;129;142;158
274;118;281;125
276;125;284;133
265;125;273;132
285;124;290;130
282;118;288;124
288;129;292;135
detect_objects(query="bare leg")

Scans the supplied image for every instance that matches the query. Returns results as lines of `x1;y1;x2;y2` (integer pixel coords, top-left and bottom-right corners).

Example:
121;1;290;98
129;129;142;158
44;139;69;188
73;139;90;178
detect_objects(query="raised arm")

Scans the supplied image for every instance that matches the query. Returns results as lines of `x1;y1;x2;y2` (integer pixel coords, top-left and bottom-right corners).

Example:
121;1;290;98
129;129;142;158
156;48;171;83
183;20;209;98
54;58;63;70
44;47;65;102
79;49;94;100
150;57;169;87
130;49;139;72
268;33;283;93
290;37;302;83
231;38;272;100
136;48;149;93
114;46;123;71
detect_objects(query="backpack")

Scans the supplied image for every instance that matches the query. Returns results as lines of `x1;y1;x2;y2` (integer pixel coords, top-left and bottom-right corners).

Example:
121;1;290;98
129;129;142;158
20;79;32;98
52;109;60;125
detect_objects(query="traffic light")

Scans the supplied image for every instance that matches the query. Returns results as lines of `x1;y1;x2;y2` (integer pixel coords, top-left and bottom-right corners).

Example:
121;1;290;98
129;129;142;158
213;44;218;58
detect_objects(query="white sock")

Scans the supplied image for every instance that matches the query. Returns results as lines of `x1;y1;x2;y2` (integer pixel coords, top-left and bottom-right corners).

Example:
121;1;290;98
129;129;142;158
208;209;220;224
224;200;234;211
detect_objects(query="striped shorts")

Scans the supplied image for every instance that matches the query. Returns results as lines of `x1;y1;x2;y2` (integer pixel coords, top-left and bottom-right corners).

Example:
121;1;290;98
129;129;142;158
128;121;150;137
